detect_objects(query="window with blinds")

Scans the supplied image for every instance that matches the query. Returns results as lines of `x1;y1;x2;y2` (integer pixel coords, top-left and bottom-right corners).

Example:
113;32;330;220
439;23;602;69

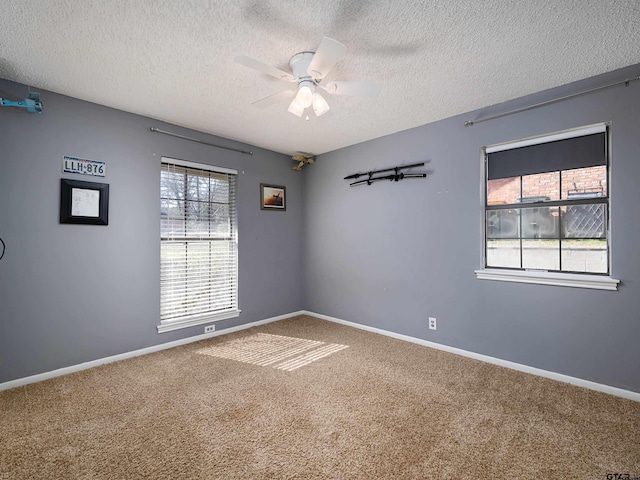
483;124;609;275
159;158;239;333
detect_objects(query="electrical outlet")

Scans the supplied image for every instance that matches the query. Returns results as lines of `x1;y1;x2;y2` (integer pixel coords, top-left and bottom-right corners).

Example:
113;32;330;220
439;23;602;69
204;325;215;334
428;317;437;330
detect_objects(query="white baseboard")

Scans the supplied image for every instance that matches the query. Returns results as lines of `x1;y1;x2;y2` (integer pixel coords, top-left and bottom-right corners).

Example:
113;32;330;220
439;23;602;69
0;311;305;392
302;310;640;403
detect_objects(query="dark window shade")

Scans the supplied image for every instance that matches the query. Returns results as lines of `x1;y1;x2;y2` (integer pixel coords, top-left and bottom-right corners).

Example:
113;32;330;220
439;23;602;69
487;132;606;180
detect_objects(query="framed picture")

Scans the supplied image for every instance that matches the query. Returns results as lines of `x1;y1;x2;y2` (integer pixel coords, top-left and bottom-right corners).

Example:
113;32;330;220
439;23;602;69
60;178;109;225
260;184;286;211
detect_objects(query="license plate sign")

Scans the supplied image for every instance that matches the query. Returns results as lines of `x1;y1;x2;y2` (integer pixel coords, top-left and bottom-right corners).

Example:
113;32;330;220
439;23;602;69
62;156;106;177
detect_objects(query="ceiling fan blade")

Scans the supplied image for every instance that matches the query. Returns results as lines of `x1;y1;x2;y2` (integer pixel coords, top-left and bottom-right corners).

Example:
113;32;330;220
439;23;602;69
307;37;347;79
251;89;296;108
235;55;294;82
322;81;382;97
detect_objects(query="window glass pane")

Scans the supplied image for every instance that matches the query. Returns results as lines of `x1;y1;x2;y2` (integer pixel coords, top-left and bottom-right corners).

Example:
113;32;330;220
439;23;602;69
161;199;185;236
210;204;231;237
487;177;520;205
562;203;606;239
185;200;211;236
486;209;520;268
186;174;210;202
520;206;560;270
161;170;185;199
520;206;559;239
561;239;607;273
560;204;607;274
210;176;230;203
161;242;211;318
486;239;521;268
521;171;559;201
522;239;560;270
486;208;518;239
561;165;607;199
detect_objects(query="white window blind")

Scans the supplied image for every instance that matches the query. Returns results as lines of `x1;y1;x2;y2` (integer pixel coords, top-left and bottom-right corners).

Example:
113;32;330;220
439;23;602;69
159;160;239;331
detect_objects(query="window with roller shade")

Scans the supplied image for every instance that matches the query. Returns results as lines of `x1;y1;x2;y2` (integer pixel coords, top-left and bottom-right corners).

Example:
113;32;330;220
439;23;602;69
484;124;609;275
158;158;239;333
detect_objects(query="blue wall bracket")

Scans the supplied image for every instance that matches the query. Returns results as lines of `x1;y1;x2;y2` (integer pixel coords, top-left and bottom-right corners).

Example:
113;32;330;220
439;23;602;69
0;92;43;113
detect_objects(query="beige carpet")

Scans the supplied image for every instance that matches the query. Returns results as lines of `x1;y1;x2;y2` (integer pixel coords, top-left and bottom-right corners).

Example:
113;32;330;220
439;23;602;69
1;315;639;479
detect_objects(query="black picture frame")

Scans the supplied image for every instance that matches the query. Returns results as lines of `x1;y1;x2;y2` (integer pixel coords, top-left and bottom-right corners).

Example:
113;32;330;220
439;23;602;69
60;178;109;225
260;183;286;211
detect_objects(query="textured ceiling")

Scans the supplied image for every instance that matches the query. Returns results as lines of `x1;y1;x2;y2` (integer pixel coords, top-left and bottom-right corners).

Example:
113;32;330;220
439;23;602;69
1;1;639;156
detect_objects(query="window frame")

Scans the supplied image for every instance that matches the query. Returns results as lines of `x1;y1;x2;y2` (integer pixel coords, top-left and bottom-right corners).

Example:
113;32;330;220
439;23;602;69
157;157;240;333
475;123;619;290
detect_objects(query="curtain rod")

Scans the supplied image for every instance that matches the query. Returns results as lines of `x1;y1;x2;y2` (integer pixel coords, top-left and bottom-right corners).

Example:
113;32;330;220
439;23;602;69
150;127;253;155
464;75;640;127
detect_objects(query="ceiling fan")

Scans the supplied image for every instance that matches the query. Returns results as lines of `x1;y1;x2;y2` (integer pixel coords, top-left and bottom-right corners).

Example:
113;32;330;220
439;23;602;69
235;37;382;119
292;154;315;171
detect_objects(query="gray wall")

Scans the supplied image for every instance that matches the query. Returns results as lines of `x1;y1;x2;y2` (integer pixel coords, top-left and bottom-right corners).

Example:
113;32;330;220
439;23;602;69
303;65;640;393
0;78;304;383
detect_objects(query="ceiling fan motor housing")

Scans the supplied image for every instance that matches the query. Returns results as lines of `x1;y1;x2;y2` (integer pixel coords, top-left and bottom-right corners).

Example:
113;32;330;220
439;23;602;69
289;52;317;81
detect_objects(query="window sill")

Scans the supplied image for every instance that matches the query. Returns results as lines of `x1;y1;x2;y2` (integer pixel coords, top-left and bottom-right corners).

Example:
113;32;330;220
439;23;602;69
157;309;241;333
475;269;619;290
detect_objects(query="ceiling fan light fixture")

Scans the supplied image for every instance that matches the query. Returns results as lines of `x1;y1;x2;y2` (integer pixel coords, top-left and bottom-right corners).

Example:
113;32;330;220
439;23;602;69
312;92;330;117
287;98;304;117
295;81;314;108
